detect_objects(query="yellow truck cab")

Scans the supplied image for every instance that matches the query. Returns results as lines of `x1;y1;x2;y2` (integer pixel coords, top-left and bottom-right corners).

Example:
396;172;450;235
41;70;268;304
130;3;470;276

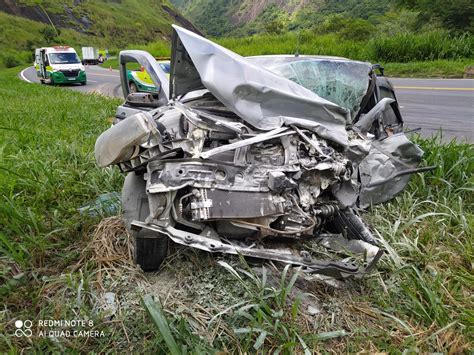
34;46;87;85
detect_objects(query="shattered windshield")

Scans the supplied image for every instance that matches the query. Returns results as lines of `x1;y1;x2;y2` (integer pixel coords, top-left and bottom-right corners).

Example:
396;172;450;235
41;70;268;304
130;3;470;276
253;58;371;119
49;52;81;64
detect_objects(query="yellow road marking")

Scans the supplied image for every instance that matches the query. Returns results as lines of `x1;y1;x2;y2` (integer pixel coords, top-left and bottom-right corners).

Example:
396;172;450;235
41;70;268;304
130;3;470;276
394;86;474;91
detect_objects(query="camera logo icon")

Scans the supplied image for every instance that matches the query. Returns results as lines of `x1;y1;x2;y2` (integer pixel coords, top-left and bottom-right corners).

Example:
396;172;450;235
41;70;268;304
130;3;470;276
15;320;33;337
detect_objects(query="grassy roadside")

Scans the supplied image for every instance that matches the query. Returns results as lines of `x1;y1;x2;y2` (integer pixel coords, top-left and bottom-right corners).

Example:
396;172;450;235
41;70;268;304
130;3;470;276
384;59;474;78
0;67;125;350
1;68;473;352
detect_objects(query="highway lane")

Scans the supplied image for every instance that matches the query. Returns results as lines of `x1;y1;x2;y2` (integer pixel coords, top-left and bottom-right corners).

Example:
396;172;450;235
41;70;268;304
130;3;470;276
390;78;474;142
20;66;473;141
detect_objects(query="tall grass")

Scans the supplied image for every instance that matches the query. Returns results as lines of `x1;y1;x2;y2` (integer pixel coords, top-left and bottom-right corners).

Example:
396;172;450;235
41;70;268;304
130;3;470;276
217;32;371;59
0;69;122;268
370;30;474;62
365;135;473;347
216;30;473;63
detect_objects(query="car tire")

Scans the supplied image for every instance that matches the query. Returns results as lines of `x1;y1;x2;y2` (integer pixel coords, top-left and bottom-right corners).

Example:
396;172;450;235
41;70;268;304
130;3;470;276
81;81;87;86
122;173;168;271
129;82;138;93
134;230;169;271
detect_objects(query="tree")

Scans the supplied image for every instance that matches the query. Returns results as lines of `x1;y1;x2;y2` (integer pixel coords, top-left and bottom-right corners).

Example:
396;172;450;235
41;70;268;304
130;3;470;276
265;20;284;35
39;26;59;44
339;19;376;41
396;0;474;33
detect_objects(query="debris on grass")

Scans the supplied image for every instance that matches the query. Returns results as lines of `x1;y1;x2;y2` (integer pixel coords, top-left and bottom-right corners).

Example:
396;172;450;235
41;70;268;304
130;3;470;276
78;192;121;217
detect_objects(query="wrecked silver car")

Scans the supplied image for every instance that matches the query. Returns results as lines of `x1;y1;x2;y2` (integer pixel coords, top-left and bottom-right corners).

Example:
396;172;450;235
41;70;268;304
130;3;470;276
95;25;428;279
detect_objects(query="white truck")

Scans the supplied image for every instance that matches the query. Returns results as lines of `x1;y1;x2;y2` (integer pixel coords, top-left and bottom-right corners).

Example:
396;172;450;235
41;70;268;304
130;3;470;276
34;46;87;85
81;47;99;65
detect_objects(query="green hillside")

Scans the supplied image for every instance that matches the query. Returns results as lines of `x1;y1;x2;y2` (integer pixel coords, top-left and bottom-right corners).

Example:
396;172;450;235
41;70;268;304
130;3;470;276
0;11;90;68
170;0;393;36
170;0;473;37
0;0;199;68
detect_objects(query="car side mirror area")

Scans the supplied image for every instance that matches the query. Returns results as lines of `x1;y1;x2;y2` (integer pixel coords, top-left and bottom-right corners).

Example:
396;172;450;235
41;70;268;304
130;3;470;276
372;63;385;77
119;50;169;106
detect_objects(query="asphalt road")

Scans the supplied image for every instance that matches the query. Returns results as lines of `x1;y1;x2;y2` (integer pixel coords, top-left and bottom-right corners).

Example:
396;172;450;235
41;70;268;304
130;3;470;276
20;66;473;141
20;65;122;98
390;78;474;141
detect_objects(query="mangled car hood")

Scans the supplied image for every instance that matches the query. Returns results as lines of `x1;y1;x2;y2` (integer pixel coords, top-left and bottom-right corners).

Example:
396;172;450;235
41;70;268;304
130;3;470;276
170;25;354;147
94;26;428;279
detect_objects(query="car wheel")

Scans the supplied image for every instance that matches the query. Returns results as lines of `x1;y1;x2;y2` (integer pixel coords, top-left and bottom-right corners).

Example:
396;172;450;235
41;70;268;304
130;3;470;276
122;173;168;271
134;231;169;271
129;82;138;93
81;81;87;86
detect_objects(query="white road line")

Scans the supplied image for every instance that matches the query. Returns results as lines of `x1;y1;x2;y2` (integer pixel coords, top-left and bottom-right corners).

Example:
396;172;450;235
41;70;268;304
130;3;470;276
88;80;98;83
20;67;33;83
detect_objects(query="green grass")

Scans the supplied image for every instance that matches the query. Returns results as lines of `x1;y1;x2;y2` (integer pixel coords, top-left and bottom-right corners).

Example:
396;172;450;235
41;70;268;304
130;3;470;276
384;59;474;78
0;67;473;352
0;1;182;68
215;30;474;63
0;68;123;266
0;11;105;69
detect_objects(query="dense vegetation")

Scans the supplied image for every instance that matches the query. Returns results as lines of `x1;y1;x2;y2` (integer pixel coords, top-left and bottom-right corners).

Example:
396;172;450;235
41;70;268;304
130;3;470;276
396;0;473;33
0;0;195;68
216;30;473;63
171;0;473;37
0;11;97;68
0;67;473;352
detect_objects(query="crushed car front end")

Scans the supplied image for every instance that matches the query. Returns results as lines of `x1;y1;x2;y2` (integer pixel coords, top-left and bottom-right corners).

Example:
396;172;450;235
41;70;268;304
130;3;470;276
95;25;428;279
